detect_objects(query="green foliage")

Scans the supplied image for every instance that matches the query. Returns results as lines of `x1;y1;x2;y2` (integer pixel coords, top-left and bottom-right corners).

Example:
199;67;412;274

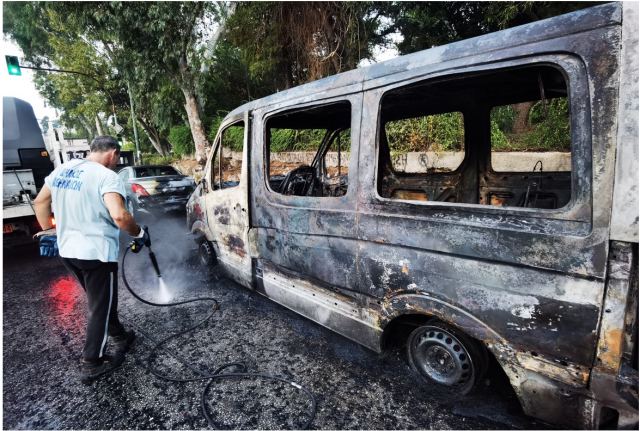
168;125;194;156
386;113;464;153
524;98;571;151
491;98;571;151
266;128;351;153
221;124;245;152
392;2;601;54
269;129;324;153
491;105;516;133
141;153;179;166
227;2;394;90
490;120;511;149
62;129;89;140
120;140;136;151
208;115;226;142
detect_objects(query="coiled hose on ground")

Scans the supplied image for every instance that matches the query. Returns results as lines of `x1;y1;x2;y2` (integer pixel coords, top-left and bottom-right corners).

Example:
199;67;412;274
120;246;317;429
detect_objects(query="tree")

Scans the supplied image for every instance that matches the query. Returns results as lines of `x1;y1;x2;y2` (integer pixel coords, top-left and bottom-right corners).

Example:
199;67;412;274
225;2;395;90
102;1;230;164
4;2;127;141
4;1;233;162
391;2;600;54
39;116;49;134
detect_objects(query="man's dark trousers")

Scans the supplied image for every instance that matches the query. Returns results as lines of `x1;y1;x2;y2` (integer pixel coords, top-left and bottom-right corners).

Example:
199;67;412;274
61;258;126;362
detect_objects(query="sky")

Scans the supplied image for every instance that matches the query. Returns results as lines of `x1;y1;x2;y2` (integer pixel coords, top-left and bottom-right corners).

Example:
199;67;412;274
2;37;58;122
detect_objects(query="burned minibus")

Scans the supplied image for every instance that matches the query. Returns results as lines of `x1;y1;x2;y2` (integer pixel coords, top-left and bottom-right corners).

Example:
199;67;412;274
187;3;638;428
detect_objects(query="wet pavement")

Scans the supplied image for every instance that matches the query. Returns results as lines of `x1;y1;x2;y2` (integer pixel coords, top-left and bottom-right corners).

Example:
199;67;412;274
3;213;548;429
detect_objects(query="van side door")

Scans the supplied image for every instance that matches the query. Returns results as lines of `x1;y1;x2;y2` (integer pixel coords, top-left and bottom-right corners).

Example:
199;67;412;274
204;113;251;286
249;93;383;348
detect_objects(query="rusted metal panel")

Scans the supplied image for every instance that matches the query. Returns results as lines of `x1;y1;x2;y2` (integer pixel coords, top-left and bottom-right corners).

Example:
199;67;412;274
360;241;603;366
594;242;636;374
610;2;639;243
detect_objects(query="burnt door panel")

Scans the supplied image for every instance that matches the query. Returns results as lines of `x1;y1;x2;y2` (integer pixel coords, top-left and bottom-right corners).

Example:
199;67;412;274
250;95;363;299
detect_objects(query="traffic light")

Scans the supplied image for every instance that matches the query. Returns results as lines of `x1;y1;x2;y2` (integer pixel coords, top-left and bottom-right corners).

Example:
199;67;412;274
5;56;22;76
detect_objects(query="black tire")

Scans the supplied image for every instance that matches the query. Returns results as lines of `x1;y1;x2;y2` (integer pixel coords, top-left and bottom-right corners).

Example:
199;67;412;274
198;240;217;268
406;321;487;395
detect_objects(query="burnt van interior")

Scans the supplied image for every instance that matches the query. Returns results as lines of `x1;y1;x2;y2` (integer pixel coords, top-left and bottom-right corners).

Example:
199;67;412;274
378;65;572;209
267;101;351;198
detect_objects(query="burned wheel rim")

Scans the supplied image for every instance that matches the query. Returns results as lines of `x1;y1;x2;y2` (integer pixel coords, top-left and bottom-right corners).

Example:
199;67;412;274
408;325;476;394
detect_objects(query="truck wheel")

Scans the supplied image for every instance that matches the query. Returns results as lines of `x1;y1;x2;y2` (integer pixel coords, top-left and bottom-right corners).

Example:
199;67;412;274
198;240;217;268
406;321;486;395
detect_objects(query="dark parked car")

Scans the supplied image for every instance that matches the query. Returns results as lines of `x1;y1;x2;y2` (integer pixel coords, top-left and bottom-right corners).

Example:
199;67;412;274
117;165;195;215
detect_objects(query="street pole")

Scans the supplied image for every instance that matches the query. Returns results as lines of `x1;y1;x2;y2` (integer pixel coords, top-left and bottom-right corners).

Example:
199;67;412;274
127;81;142;165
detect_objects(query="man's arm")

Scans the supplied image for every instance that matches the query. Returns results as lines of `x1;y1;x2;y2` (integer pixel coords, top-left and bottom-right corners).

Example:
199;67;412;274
33;185;54;230
103;192;141;236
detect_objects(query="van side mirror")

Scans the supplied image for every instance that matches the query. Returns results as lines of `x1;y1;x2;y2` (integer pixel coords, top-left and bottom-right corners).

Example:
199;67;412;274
201;178;208;193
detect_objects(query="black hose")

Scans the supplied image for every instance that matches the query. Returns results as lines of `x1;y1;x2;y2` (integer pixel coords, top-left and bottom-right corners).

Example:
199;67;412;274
120;246;317;429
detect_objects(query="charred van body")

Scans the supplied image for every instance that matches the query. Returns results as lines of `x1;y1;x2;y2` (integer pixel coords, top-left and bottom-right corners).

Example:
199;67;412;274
187;4;639;428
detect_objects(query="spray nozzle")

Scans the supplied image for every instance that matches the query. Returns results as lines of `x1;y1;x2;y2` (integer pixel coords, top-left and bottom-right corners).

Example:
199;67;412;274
148;249;162;278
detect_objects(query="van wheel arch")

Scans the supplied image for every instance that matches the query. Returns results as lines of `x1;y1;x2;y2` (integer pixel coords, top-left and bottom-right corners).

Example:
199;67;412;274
381;313;490;393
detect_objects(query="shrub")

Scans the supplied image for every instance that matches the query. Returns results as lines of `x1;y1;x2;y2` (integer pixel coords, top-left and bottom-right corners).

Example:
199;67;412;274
141;152;178;165
386;112;464;153
524;98;571;151
120;140;136;151
490;120;511;150
168;125;194;157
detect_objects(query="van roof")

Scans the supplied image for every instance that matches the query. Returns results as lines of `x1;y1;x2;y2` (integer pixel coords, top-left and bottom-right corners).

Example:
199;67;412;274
226;2;621;119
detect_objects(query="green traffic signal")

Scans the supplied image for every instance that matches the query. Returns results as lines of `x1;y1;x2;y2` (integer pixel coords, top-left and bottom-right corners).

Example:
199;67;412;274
6;55;22;76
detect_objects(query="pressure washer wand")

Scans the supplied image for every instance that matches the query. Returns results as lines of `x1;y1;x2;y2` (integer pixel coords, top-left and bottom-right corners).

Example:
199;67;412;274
148;248;162;278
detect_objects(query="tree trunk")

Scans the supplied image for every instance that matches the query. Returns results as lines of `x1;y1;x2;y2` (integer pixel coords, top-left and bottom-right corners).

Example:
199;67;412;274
181;86;210;165
512;101;535;134
146;134;168;156
79;115;94;142
94;115;104;136
137;116;170;156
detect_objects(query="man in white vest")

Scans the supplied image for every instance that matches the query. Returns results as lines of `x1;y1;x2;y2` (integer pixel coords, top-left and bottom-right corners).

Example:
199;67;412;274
34;136;150;384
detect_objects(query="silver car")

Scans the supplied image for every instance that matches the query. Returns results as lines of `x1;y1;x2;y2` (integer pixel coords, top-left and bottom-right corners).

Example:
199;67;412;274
117;165;195;215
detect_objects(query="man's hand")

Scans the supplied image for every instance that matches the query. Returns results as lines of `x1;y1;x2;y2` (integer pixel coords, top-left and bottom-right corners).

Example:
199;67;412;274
129;225;151;253
34;227;57;239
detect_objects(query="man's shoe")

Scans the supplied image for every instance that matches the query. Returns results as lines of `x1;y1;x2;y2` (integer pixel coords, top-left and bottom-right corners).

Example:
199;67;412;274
111;329;136;354
80;353;124;384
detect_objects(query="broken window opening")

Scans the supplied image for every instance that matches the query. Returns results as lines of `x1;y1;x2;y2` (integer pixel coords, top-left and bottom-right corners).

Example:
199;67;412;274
212;121;244;190
266;102;351;197
377;64;572;210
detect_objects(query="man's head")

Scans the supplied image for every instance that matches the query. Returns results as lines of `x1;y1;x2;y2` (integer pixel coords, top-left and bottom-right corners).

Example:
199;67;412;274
88;136;121;169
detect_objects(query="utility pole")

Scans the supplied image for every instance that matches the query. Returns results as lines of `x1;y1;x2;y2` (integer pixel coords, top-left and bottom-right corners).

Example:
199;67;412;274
127;81;142;165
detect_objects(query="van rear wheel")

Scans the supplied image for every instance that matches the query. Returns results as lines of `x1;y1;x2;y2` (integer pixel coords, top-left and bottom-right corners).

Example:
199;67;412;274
407;321;484;395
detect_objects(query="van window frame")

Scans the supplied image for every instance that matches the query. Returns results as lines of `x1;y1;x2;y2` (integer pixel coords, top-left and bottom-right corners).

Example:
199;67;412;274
371;55;591;227
207;117;245;190
260;95;361;208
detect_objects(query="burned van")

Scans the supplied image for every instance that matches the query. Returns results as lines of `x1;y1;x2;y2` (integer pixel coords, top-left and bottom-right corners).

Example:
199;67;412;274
187;3;638;428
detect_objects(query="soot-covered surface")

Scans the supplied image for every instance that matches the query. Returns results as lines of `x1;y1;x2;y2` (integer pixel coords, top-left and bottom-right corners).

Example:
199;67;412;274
3;213;547;429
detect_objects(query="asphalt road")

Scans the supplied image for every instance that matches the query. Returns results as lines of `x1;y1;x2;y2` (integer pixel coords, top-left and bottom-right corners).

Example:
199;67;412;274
3;213;548;429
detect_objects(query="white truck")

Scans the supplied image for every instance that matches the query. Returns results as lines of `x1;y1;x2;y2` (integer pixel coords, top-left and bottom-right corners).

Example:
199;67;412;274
3;97;55;247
